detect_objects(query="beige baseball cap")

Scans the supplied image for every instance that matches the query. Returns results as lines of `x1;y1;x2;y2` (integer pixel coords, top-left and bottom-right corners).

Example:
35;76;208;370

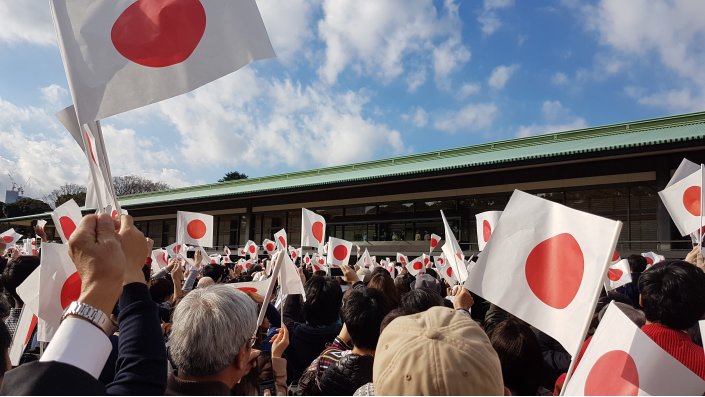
373;306;505;395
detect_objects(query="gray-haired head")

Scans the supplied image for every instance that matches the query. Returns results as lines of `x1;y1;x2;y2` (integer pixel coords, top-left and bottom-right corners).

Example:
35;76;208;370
197;276;215;289
169;284;257;377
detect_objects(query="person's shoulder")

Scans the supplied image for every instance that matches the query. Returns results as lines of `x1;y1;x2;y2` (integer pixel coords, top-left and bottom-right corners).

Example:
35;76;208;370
1;361;105;395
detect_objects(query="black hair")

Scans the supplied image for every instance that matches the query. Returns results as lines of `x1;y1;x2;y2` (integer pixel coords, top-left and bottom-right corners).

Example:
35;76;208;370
399;288;445;314
149;275;174;304
303;275;343;326
340;288;390;350
0;322;10;377
370;267;390;279
142;264;151;283
627;254;647;273
202;264;225;283
394;273;414;295
424;268;438;279
367;274;400;310
638;260;705;330
380;308;406;332
487;317;542;396
1;256;40;305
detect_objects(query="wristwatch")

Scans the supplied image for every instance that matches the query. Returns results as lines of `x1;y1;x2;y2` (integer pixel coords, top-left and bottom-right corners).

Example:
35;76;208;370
62;301;118;336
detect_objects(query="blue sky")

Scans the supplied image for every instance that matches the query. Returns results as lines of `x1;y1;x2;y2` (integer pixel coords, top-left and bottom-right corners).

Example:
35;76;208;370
0;0;704;199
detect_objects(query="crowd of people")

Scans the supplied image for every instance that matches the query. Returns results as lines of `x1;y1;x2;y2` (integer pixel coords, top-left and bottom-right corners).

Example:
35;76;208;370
0;213;702;395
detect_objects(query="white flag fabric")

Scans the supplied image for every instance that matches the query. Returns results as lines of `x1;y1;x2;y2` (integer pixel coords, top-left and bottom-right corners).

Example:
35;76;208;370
605;258;632;292
165;242;185;259
301;208;326;251
659;167;702;236
436;255;458;285
668;158;701;188
396;253;408;266
231;278;270;296
262;239;276;255
244;240;259;259
51;199;83;244
274;229;288;251
0;229;22;245
564;302;705;396
176;211;213;247
327;237;352;268
50;0;275;123
303;253;311;265
641;252;665;267
12;266;40;366
280;252;306;301
151;249;169;274
38;243;80;342
429;233;441;253
406;256;424;276
310;254;326;272
465;190;622;358
440;210;468;284
356;249;373;269
476;211;502;251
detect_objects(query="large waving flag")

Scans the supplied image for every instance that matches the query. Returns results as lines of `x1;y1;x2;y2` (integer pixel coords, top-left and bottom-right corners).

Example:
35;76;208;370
466;190;622;359
177;211;213;247
12;266;40;366
301;208;326;252
475;211;502;251
440;210;468;284
327;237;352;268
659;165;702;236
274;229;288;251
49;0;275;123
280;251;306;301
564;303;705;395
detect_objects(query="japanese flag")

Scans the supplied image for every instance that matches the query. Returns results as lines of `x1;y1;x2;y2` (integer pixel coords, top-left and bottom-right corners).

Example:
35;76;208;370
422;253;432;268
223;246;231;256
605;259;632;292
303;253;311;265
165;242;185;259
396;253;408;266
231;278;270;296
327;237;352;268
441;210;468;284
465;190;622;358
564;303;705;396
244;240;259;259
50;0;274;123
476;211;502;251
356;249;373;269
659;166;703;236
288;246;301;261
262;239;276;255
177;211;213;247
0;229;22;245
406;256;424;276
641;252;665;267
301;208;326;251
37;243;81;342
151;249;169;274
11;266;40;366
280;252;305;300
311;254;326;272
437;258;458;286
274;229;288;251
429;233;441;253
51;199;83;244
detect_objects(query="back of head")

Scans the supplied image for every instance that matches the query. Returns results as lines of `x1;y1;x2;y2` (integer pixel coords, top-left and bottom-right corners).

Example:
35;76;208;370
373;306;504;395
394;273;414;295
203;264;225;283
1;256;39;305
170;285;257;377
367;273;401;309
303;275;343;326
486;317;542;396
638;260;705;330
370;267;390;279
341;288;390;350
399;288;445;314
197;276;215;289
413;273;444;297
149;275;174;303
627;254;647;273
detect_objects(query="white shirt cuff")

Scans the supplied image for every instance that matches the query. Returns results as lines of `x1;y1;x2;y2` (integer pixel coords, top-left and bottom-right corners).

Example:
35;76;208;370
40;317;112;379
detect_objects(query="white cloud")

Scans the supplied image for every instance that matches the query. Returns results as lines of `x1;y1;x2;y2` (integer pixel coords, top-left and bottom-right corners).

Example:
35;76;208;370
433;103;498;133
515;100;588;137
488;64;519;90
40;84;69;107
255;0;317;61
406;68;427;92
317;0;470;88
477;0;515;37
402;107;429;128
551;72;569;86
573;0;705;112
457;82;481;99
0;2;55;46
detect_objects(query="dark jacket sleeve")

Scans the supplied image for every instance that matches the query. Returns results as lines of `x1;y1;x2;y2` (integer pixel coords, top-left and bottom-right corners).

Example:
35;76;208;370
283;294;304;328
0;361;106;395
106;282;167;395
266;303;281;328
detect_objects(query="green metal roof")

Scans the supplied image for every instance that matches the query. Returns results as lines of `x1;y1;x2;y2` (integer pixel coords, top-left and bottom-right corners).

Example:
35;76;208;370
4;110;705;223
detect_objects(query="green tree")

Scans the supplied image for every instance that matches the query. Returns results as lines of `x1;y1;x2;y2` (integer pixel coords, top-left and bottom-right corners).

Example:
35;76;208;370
112;175;170;196
219;171;248;182
44;183;87;208
3;197;52;219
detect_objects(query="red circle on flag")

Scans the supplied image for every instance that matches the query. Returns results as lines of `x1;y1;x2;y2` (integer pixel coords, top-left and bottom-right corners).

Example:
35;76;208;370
266;243;275;252
278;236;287;248
84;131;97;164
318;258;325;265
644;256;654;265
612;250;620;262
1;236;12;243
607;268;623;282
438;258;444;265
111;0;207;68
174;244;182;254
524;233;584;310
312;222;324;243
59;216;77;240
161;252;168;265
584;350;639;396
482;220;492;242
455;253;463;262
333;245;348;261
413;261;423;271
430;239;438;248
248;245;256;254
61;272;82;310
446;267;453;278
236;287;257;294
187;219;207;239
399;256;406;264
292;251;298;259
111;210;119;220
682;186;702;216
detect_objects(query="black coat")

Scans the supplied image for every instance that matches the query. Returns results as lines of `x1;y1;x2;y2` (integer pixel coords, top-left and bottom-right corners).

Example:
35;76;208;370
318;354;374;396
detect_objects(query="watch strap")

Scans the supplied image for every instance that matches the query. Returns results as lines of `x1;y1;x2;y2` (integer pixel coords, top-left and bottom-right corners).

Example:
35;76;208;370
62;301;117;336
